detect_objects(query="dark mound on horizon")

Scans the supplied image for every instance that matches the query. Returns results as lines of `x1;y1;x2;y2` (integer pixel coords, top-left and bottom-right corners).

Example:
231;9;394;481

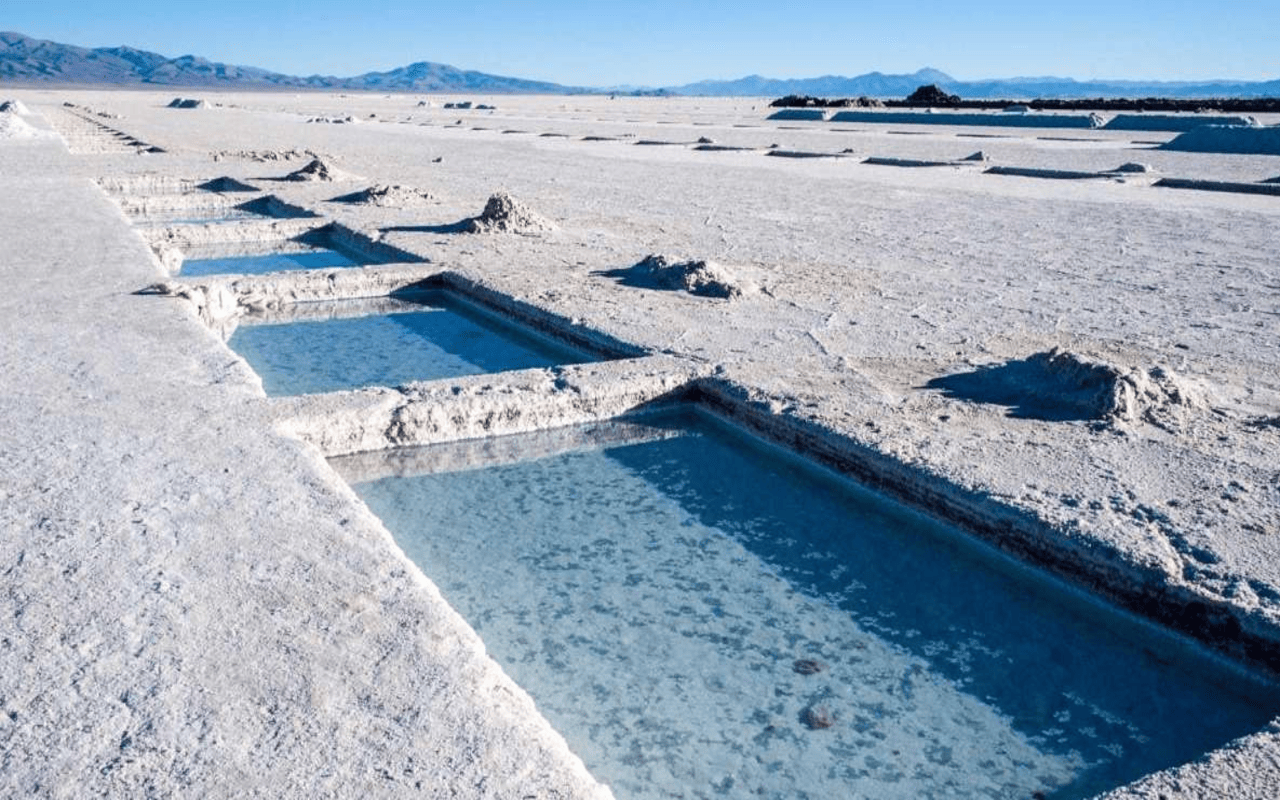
772;85;1280;113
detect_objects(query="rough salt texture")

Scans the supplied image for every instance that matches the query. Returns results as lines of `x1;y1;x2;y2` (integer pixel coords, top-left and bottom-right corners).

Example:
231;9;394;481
619;254;759;299
281;156;361;182
213;148;311;162
0;113;611;800
464;191;556;234
925;348;1210;432
271;355;703;456
0;110;45;139
5;89;1280;798
329;184;436;207
1103;726;1280;800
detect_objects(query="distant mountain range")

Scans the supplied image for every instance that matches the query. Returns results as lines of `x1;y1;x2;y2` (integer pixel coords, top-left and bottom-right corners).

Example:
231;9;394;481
0;32;580;93
3;31;1278;99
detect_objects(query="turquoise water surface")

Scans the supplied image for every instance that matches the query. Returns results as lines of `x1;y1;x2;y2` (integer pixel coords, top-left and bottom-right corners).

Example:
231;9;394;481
228;292;592;395
180;244;359;276
340;410;1280;800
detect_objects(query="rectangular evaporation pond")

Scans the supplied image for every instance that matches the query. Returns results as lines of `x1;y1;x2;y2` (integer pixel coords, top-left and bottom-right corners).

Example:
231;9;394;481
332;409;1280;800
178;240;360;278
227;292;593;395
132;206;269;227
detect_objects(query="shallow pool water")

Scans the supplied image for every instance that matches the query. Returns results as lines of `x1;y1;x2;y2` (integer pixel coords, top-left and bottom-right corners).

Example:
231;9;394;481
337;410;1280;800
179;243;359;276
132;207;269;227
227;292;592;395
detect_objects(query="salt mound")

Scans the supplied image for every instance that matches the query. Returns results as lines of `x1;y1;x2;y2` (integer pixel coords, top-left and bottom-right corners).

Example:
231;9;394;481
213;148;311;163
1037;350;1208;430
167;98;208;109
0;112;41;139
926;348;1208;429
329;184;435;207
635;254;758;300
465;191;555;234
1161;125;1280;156
961;151;989;162
1113;162;1156;173
0;99;31;115
281;157;361;182
1110;363;1209;431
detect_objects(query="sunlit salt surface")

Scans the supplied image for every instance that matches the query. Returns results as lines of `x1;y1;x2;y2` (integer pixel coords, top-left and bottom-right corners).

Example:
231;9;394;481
227;292;593;395
178;242;359;277
334;410;1280;800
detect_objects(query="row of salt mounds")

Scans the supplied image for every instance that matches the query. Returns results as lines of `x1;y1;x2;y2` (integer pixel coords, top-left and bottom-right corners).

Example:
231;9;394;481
828;110;1105;128
465;191;556;234
167;97;209;109
1161;124;1280;156
0;99;32;115
767;108;829;121
1102;114;1256;132
329;184;435;207
926;348;1209;430
631;254;758;300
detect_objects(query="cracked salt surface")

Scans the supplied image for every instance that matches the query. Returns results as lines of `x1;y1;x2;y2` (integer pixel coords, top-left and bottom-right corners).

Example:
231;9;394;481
340;410;1280;800
227;292;594;395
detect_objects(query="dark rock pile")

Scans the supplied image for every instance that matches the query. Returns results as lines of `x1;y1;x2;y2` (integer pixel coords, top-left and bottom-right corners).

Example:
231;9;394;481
904;84;961;106
770;95;885;109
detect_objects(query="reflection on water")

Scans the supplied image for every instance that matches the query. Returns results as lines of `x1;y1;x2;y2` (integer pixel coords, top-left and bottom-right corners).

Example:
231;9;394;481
227;291;592;395
131;206;268;227
179;244;358;277
347;410;1280;800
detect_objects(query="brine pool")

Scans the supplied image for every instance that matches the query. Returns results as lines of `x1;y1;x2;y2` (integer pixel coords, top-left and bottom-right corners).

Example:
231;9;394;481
178;242;360;277
333;409;1280;800
227;293;593;395
131;206;268;226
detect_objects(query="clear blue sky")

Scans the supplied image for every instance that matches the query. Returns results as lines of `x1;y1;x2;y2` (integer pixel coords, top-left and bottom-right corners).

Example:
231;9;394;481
7;0;1278;86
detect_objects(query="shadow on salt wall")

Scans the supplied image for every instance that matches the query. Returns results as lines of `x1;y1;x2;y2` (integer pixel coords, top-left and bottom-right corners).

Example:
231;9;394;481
766;108;829;121
1102;114;1256;132
1161;125;1280;156
923;351;1119;422
828;110;1104;129
382;220;470;234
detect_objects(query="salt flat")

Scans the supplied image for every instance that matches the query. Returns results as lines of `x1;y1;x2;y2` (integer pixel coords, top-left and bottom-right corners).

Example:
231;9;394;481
2;90;1279;798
